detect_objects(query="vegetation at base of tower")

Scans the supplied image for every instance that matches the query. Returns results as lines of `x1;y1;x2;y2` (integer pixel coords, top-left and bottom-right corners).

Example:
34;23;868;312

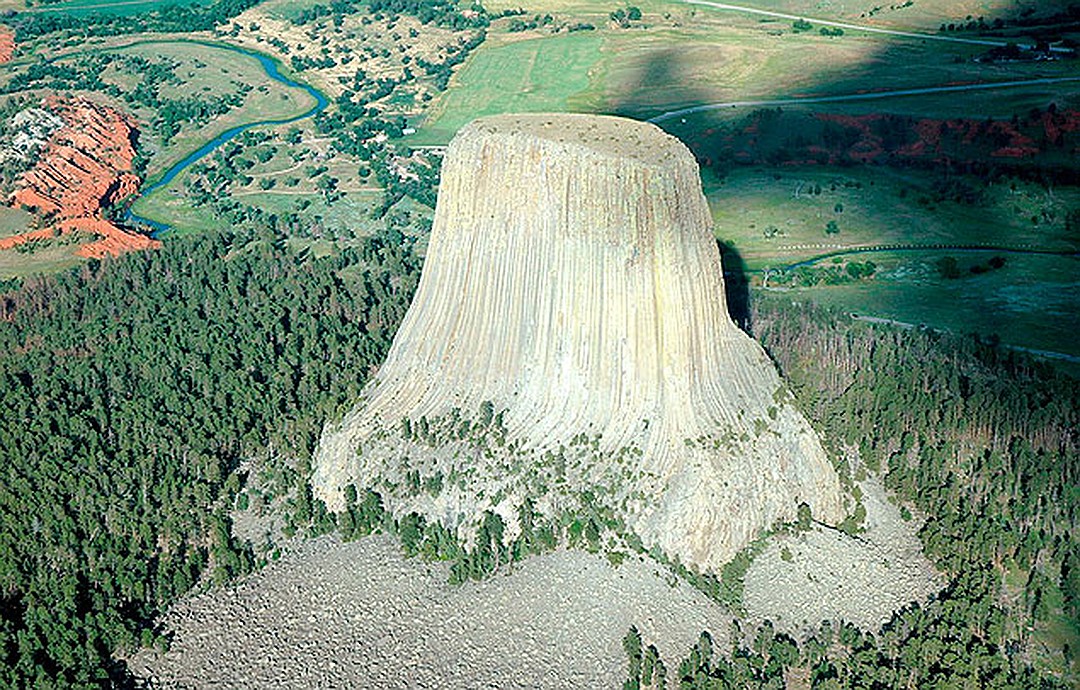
334;487;571;585
327;398;820;611
331;403;645;585
622;296;1079;688
0;222;421;687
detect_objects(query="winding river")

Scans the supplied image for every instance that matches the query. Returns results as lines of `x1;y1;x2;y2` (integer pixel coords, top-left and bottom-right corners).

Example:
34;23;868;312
124;41;330;235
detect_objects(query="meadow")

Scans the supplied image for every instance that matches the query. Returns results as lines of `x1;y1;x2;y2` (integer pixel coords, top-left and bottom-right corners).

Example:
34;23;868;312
0;239;82;277
112;41;316;180
132;168;383;239
0;208;85;278
706;164;1080;358
794;253;1079;357
708;167;1079;268
408;31;601;145
22;0;204;17
0;206;31;240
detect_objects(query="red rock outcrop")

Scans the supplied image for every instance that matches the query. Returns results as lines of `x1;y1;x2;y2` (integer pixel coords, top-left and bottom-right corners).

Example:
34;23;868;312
692;107;1080;171
66;217;157;258
6;96;159;259
0;27;14;64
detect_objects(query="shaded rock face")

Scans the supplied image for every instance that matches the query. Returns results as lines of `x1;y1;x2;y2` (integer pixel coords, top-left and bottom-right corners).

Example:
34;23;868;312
314;114;843;571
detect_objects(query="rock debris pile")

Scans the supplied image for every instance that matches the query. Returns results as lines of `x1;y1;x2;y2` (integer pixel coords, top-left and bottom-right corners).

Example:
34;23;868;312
128;536;732;688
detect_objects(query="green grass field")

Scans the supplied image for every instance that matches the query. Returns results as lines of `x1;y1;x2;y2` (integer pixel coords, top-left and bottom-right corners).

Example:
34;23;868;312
131;169;384;239
767;252;1080;358
0;207;31;240
483;0;1050;35
689;0;1032;32
708;166;1080;270
24;0;203;17
0;241;82;279
711;165;1080;359
408;32;601;145
417;8;1078;139
128;171;224;236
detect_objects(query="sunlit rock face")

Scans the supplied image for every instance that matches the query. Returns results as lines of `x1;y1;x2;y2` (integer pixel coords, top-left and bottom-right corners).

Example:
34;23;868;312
313;114;844;571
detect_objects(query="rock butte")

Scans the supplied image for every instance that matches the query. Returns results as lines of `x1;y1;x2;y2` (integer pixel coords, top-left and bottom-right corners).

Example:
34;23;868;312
314;113;844;571
4;96;158;259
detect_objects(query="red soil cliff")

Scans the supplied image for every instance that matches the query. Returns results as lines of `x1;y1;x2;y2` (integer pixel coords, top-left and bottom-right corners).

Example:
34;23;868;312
0;27;14;64
697;107;1080;171
7;96;159;259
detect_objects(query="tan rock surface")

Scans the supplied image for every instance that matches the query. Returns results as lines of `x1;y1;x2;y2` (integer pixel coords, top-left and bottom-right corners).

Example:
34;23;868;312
314;114;844;572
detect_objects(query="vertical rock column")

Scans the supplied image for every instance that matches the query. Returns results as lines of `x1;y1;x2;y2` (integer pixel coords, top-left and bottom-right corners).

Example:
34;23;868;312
314;114;844;571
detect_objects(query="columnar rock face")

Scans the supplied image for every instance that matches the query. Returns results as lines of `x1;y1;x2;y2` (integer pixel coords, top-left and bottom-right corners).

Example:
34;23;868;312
314;114;844;571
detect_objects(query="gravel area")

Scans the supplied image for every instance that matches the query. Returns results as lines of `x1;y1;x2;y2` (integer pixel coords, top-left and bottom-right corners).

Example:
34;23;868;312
129;477;941;686
744;476;944;633
128;536;732;688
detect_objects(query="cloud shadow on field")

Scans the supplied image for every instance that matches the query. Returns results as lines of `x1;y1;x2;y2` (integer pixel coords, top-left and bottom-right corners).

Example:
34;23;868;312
598;1;1079;347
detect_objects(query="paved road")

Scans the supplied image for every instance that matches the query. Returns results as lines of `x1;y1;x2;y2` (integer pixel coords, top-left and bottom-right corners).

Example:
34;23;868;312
649;76;1080;122
684;0;1069;51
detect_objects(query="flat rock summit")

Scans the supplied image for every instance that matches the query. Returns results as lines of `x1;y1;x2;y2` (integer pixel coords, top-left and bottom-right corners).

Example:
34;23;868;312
314;113;844;571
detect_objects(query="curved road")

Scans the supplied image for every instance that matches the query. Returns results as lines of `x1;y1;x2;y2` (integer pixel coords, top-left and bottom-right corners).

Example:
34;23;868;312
775;242;1080;271
684;0;1070;51
22;0;161;12
847;314;1080;364
649;76;1080;123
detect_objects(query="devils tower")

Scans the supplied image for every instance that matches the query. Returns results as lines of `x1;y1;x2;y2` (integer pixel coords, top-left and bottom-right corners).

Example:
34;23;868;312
313;114;844;571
